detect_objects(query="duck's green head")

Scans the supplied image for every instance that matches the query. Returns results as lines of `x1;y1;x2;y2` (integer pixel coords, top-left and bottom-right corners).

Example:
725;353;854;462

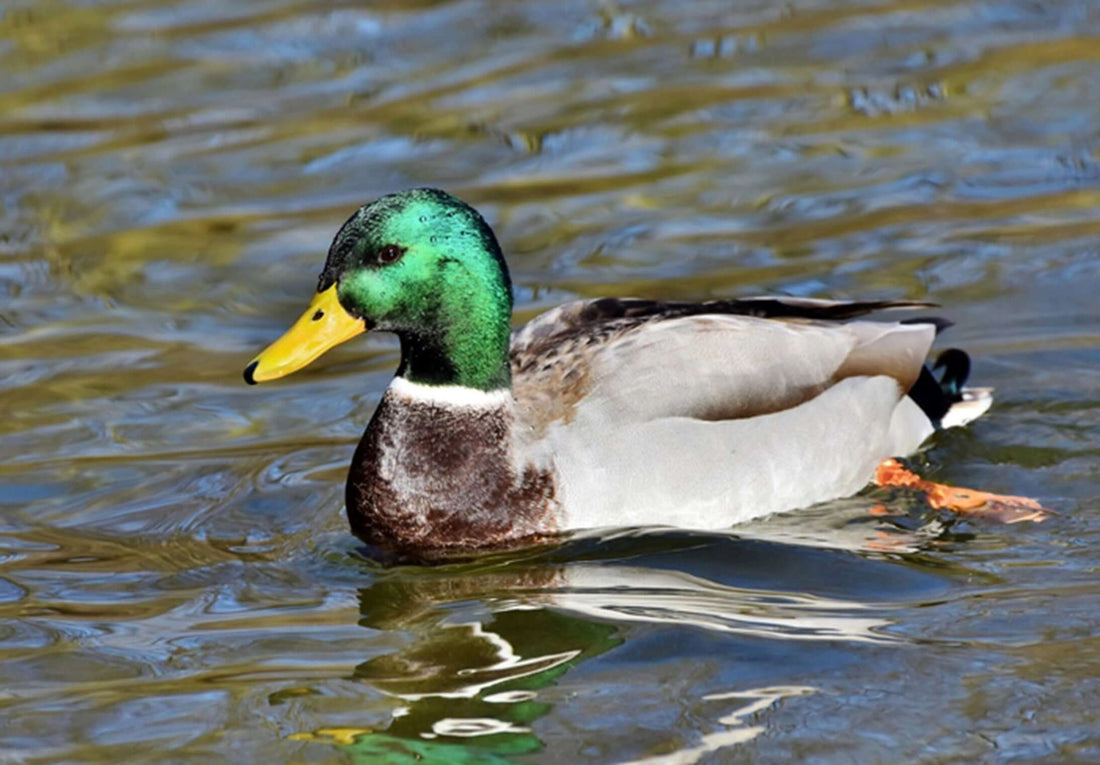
244;188;514;390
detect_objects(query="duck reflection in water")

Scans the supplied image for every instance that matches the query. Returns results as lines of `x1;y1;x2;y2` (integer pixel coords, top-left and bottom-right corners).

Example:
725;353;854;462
291;530;955;762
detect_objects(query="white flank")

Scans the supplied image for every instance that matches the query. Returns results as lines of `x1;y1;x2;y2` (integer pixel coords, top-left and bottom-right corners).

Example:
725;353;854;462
940;386;994;429
387;376;512;408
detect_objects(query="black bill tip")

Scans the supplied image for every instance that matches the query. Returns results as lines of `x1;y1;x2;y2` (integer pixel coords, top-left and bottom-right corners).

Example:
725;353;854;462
243;360;259;385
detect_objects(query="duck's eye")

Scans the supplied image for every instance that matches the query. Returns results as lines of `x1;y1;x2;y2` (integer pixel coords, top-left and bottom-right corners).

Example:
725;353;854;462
378;244;406;265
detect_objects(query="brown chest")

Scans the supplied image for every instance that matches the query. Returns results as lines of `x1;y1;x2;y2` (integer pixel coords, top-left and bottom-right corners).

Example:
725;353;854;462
344;393;560;558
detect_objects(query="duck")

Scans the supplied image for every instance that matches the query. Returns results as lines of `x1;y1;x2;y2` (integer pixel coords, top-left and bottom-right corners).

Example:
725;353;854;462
244;187;1003;560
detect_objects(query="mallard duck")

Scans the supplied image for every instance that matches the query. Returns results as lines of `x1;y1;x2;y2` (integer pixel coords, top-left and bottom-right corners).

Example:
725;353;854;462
244;188;999;559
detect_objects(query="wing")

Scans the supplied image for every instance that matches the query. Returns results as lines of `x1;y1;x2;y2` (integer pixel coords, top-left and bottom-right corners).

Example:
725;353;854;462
511;296;936;355
510;297;939;432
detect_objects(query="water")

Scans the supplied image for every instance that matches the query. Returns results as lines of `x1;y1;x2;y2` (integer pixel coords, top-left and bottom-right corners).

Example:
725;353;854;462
2;0;1098;761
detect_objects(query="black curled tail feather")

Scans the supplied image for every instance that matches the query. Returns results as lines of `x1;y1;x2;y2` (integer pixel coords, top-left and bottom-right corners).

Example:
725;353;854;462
932;348;970;397
907;348;972;424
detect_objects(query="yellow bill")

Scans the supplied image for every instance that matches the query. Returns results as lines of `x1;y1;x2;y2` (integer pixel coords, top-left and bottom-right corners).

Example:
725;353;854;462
244;284;366;384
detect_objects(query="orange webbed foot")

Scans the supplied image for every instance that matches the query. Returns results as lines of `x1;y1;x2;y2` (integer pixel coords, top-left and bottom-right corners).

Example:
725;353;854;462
873;459;1051;524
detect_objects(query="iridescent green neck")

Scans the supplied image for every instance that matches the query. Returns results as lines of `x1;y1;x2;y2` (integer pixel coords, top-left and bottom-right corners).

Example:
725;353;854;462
396;265;512;390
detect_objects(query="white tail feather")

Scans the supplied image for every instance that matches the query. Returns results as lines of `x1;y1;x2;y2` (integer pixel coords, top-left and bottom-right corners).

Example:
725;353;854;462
940;387;993;429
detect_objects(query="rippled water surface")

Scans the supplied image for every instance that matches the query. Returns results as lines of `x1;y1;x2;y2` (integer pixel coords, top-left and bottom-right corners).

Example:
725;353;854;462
2;0;1099;761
